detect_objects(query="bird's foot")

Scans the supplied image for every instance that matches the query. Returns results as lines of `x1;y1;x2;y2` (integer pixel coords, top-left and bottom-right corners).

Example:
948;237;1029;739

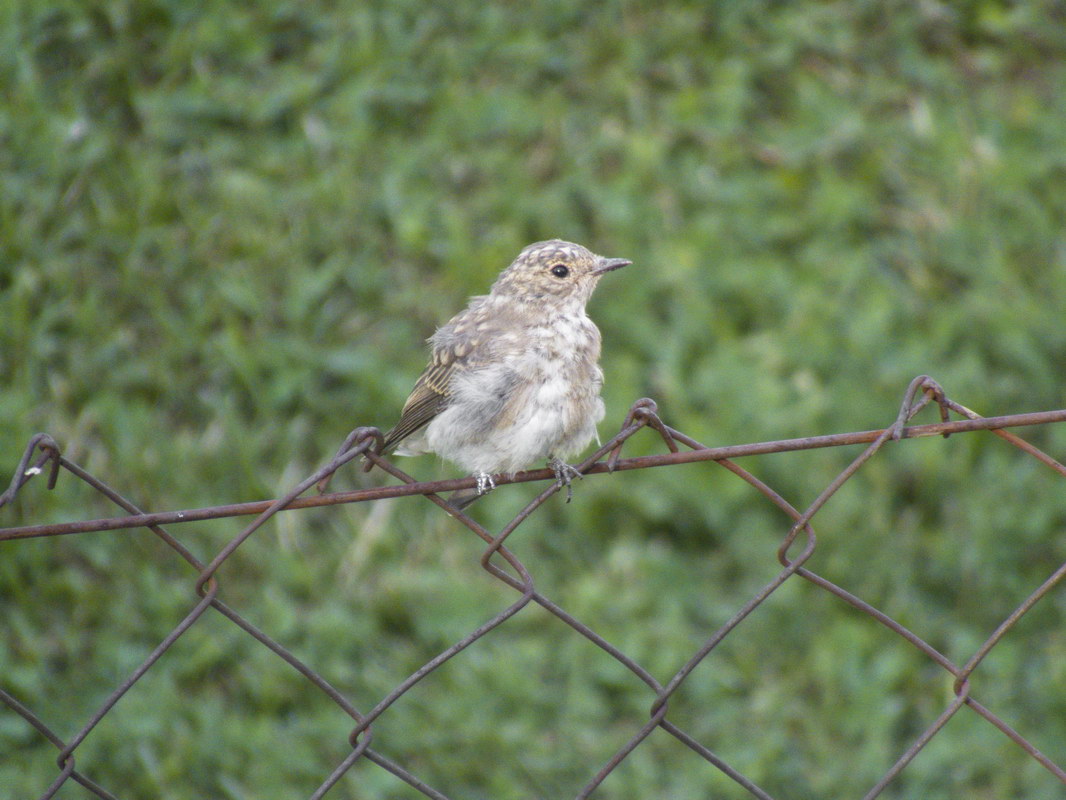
445;472;496;512
548;458;584;503
475;471;496;495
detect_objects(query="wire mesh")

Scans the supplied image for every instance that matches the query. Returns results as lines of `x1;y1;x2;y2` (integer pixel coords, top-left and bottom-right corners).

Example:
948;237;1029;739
2;375;1065;799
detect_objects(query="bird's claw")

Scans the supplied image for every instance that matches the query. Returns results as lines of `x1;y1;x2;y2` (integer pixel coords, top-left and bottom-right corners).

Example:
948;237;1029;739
548;458;583;503
475;472;496;495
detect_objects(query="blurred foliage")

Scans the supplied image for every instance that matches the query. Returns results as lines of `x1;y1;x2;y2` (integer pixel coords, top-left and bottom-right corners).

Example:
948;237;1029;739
2;0;1066;797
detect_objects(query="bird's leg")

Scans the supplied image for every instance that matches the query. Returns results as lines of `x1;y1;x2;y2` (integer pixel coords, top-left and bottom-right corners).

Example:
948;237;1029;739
548;457;584;503
475;471;496;495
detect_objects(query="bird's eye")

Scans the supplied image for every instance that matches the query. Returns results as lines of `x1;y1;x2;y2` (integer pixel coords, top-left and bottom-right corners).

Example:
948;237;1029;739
550;264;570;278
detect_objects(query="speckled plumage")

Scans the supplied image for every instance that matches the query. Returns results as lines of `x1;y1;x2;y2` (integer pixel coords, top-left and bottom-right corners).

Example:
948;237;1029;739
380;239;630;505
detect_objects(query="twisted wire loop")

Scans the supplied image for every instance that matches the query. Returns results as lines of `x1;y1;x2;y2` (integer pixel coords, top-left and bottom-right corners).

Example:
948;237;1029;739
2;375;1065;798
0;433;61;507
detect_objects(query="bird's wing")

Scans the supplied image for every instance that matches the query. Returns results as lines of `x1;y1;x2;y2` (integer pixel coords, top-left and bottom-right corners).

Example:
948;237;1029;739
381;299;504;454
380;356;455;452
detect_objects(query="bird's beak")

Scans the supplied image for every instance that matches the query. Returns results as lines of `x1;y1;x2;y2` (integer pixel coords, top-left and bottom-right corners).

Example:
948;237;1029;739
594;257;632;275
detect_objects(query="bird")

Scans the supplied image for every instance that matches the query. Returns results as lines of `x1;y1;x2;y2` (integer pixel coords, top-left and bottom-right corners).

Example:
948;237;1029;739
371;239;630;509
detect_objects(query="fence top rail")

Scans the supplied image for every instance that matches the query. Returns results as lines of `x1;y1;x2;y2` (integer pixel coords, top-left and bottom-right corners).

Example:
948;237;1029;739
3;408;1065;541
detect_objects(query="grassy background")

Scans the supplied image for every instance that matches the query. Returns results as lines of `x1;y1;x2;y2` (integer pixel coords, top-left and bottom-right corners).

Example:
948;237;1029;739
3;1;1066;797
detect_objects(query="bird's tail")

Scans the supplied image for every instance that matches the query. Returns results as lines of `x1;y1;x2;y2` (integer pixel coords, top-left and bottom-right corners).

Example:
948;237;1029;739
446;487;483;511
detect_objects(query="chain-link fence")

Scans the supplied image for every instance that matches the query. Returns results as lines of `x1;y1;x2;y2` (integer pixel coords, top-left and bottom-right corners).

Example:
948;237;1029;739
3;375;1065;799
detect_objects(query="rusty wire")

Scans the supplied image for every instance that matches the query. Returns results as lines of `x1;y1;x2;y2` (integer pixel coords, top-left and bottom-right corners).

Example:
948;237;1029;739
2;374;1065;799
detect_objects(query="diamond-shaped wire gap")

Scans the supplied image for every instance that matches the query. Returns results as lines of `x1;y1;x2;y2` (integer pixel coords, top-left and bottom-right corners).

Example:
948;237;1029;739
720;420;1061;797
784;432;1066;770
341;439;712;800
97;601;374;797
326;604;655;798
78;469;443;800
646;431;963;795
661;569;944;797
205;598;449;799
571;427;832;797
0;524;212;796
752;423;1050;652
447;551;682;796
622;398;1066;797
194;496;531;798
466;445;793;800
2;449;224;799
578;532;818;791
314;581;539;799
7;452;381;796
307;488;547;798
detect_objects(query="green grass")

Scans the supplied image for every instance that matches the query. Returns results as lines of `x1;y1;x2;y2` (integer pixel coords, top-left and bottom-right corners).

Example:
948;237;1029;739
3;1;1066;797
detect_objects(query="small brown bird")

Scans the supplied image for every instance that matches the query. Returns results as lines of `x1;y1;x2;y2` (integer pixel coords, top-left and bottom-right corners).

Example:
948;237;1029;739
375;239;630;508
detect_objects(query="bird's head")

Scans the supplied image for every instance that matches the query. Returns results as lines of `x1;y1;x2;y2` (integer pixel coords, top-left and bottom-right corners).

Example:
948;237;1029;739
490;239;630;308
